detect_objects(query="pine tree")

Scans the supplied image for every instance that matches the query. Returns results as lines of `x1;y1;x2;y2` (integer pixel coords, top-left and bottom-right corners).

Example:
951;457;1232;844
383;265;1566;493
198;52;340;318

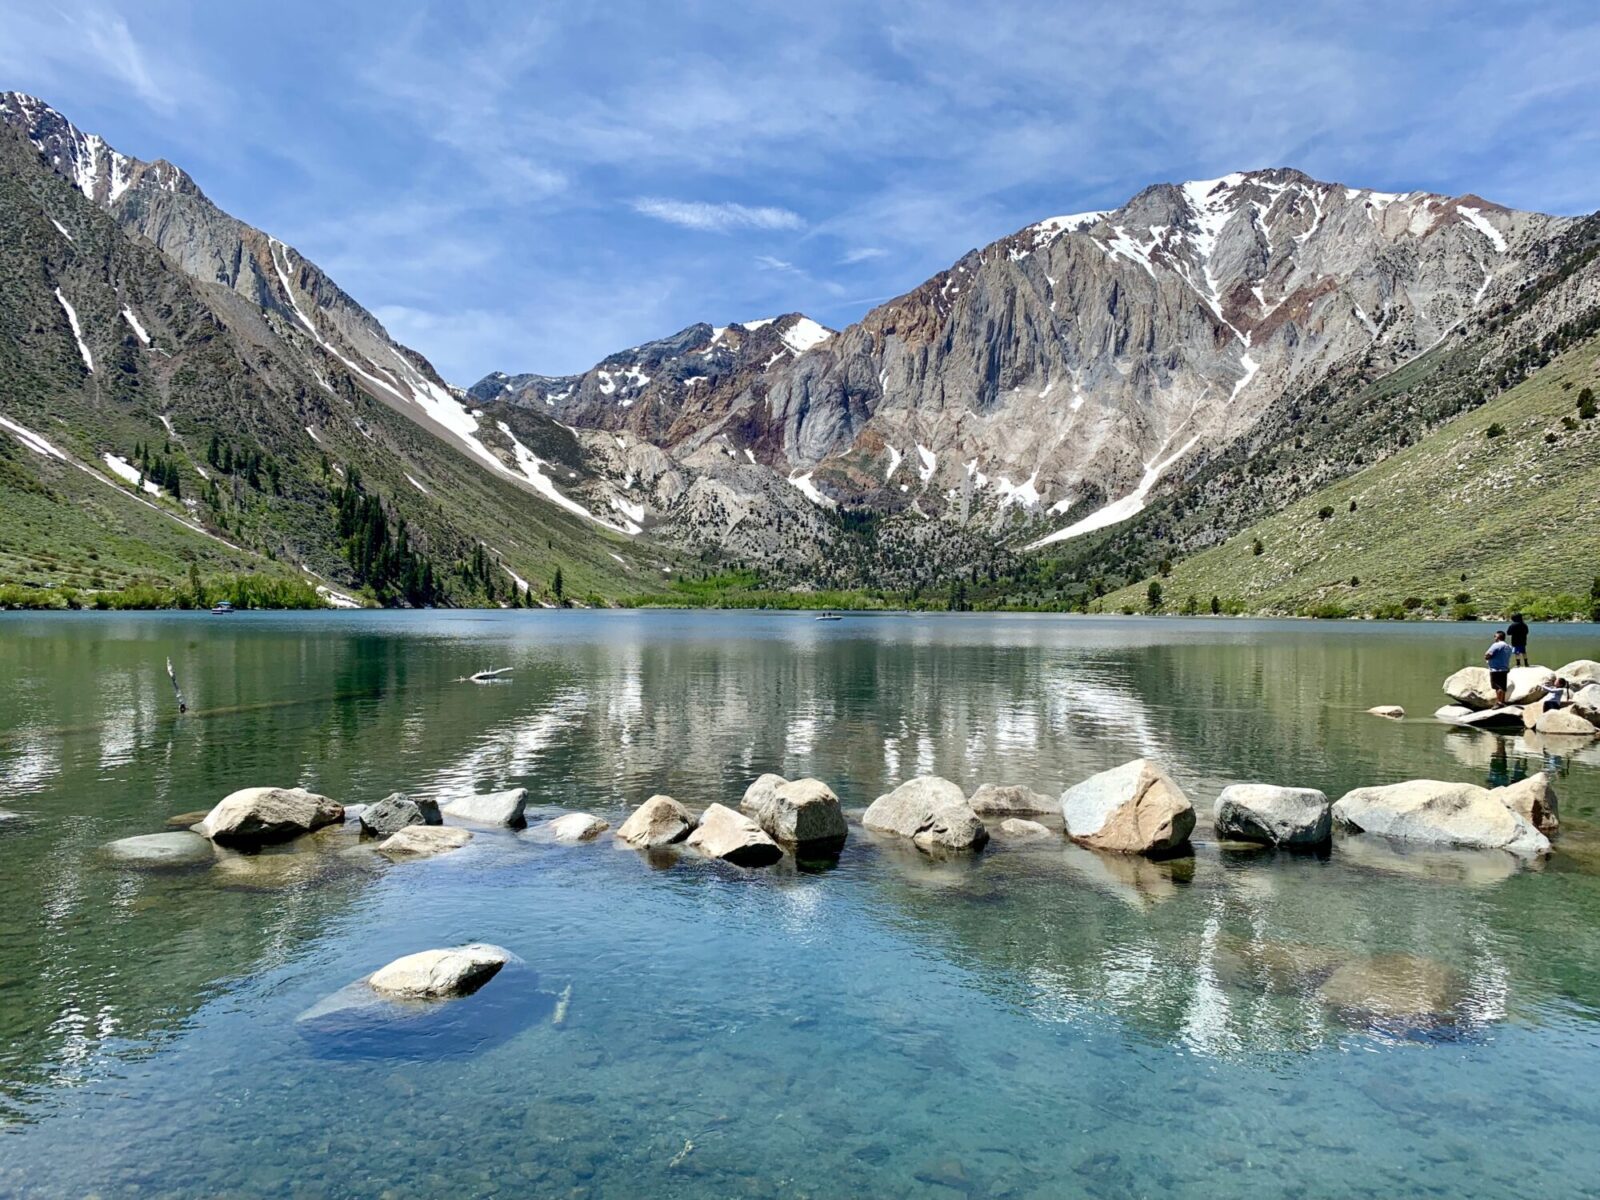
553;565;565;604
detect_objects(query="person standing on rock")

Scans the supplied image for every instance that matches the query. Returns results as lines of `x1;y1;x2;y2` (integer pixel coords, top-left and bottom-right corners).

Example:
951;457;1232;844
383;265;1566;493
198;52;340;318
1508;613;1530;667
1484;631;1514;706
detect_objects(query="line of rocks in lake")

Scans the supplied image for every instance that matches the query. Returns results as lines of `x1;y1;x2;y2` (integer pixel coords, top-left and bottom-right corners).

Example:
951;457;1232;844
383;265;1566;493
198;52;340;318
104;659;1598;878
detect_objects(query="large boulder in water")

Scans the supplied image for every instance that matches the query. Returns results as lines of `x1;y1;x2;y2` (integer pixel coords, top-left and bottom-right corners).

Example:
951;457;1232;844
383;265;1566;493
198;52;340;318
441;788;527;828
745;778;847;849
378;825;473;859
685;803;783;867
1443;665;1552;709
968;784;1056;815
1059;759;1194;856
1491;774;1559;834
1536;709;1600;737
105;830;215;867
360;792;441;837
738;773;789;817
368;944;514;998
1569;683;1600;725
1213;785;1331;847
863;776;989;854
616;795;696;848
1557;659;1600;689
196;787;344;846
1332;779;1550;856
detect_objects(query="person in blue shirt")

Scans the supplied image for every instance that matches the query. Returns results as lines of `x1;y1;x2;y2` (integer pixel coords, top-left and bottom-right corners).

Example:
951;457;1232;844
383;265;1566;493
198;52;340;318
1484;631;1514;705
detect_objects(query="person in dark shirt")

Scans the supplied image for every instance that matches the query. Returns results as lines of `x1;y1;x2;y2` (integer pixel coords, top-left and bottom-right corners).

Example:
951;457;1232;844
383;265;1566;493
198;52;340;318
1485;632;1514;705
1508;613;1530;667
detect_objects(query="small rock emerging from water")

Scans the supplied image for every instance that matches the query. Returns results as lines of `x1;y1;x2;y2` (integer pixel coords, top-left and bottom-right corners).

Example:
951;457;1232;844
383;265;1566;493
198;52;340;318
442;788;528;828
361;792;442;837
997;818;1053;839
545;813;610;843
368;944;513;998
1366;705;1405;719
686;803;783;867
378;825;474;859
616;795;696;848
196;787;344;846
863;776;988;854
968;783;1057;815
1214;784;1331;848
1060;759;1194;856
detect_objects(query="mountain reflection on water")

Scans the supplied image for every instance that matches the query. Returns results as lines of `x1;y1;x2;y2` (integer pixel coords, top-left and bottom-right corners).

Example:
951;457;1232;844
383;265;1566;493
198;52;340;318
2;612;1599;1197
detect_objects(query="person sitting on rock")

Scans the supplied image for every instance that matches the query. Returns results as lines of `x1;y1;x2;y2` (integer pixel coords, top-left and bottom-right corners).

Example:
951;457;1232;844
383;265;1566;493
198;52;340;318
1508;613;1530;667
1484;631;1514;706
1544;677;1569;712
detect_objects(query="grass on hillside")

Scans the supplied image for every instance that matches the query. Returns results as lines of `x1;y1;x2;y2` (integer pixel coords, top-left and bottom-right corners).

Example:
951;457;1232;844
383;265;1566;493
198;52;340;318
1100;334;1600;619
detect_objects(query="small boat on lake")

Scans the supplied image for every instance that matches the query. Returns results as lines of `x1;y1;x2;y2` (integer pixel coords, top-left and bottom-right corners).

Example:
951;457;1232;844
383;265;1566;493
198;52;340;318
210;601;234;614
815;612;842;621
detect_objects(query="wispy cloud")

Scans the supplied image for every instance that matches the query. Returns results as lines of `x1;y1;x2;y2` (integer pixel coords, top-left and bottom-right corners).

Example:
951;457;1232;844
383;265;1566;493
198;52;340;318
840;247;888;264
631;198;805;233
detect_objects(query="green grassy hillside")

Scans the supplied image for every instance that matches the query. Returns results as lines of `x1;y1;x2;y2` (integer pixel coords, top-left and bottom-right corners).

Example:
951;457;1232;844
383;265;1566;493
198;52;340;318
1101;334;1600;619
0;124;671;607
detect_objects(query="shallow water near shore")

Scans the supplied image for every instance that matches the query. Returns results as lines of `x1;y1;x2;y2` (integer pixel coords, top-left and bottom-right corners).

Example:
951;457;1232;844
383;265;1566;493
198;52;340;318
3;611;1600;1197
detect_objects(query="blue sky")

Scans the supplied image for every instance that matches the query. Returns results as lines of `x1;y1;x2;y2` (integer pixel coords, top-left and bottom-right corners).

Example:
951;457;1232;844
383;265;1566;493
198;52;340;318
5;2;1600;382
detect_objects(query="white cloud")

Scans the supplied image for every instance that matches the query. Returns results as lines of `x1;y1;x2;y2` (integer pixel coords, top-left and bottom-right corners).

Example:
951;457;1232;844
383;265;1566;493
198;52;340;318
840;247;888;264
630;198;805;233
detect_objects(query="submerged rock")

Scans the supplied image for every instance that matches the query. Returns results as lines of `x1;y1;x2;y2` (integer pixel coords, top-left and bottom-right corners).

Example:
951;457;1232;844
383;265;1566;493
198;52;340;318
544;813;610;843
1535;709;1600;737
1060;759;1194;856
369;944;513;998
996;818;1053;840
1214;784;1331;847
863;776;988;854
685;803;783;867
165;809;211;829
1434;705;1475;723
746;778;848;849
211;846;337;890
1366;705;1405;720
441;788;528;828
616;795;696;848
196;787;344;846
105;831;214;867
361;793;441;837
968;783;1056;815
1332;779;1549;856
378;825;473;859
1490;774;1559;834
1316;953;1463;1025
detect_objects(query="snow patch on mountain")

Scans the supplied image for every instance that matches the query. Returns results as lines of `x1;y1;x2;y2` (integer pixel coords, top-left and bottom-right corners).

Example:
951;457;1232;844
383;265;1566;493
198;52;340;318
787;470;836;508
54;288;92;371
121;307;150;345
103;453;162;496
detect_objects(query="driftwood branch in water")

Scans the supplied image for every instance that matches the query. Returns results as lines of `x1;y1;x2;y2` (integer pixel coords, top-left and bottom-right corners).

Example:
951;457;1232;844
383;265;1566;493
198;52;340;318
468;667;514;683
166;657;187;713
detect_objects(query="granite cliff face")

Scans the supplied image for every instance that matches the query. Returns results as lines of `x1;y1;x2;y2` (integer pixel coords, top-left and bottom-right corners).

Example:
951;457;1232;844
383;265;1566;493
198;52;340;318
483;170;1570;561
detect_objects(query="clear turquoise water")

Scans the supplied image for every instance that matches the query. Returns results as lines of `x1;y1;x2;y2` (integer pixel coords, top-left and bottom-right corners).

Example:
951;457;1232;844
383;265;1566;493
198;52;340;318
2;611;1600;1198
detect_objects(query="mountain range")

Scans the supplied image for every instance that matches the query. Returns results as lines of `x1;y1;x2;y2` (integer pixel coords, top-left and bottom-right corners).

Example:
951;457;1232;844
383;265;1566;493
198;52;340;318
2;90;1597;611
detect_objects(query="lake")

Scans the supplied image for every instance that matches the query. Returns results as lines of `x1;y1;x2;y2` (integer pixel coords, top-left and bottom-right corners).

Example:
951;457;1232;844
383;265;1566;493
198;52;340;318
2;611;1599;1198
